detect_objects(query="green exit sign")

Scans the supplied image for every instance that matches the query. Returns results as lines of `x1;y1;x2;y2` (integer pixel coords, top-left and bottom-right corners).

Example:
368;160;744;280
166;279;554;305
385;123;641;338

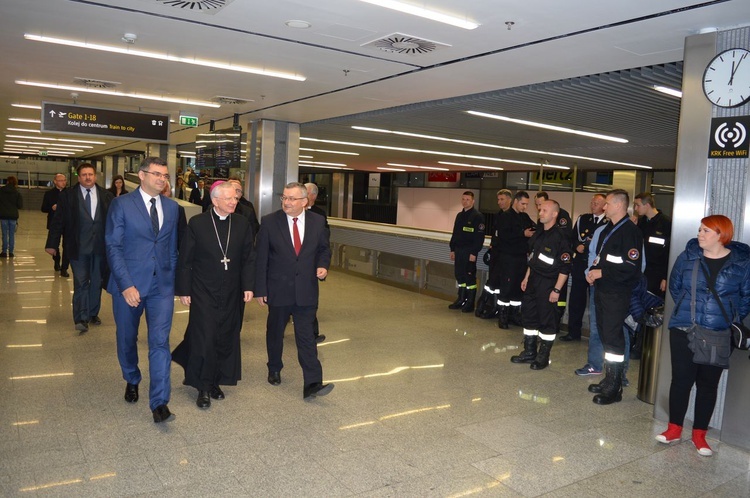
179;116;198;127
38;150;48;156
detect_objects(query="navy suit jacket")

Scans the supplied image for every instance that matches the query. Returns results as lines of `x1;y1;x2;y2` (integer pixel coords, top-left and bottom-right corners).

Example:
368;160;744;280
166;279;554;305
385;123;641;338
254;209;331;307
105;187;179;299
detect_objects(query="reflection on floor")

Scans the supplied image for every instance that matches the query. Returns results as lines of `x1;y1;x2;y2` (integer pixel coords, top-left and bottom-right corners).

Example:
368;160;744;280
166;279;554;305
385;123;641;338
2;210;750;497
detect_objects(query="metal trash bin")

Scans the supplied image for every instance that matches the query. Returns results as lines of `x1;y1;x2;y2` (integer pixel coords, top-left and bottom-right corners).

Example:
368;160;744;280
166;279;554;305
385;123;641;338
637;305;665;404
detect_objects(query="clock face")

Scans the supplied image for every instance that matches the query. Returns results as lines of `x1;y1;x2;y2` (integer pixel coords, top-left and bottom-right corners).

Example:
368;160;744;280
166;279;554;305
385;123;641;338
703;48;750;108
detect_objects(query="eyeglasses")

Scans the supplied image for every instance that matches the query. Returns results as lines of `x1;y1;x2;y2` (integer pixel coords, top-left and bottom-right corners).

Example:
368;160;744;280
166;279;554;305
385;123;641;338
280;196;306;202
143;170;170;181
218;196;239;202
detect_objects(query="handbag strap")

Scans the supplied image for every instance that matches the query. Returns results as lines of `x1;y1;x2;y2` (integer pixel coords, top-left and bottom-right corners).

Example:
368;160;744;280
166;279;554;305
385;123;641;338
698;260;735;325
690;259;699;323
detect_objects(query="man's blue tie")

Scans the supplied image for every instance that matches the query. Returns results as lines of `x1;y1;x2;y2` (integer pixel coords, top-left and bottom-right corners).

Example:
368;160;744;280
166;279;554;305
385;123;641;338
84;189;92;219
150;198;159;236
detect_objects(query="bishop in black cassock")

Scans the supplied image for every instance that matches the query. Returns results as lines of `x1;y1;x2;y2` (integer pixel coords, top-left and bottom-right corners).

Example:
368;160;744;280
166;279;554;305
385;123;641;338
172;182;256;408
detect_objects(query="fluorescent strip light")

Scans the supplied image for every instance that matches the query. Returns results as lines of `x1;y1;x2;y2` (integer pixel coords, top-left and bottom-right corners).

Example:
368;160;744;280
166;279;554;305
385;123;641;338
24;34;306;81
12;104;42;110
440;161;503;171
350;126;651;170
16;80;221;108
299;147;359;156
359;0;478;29
299;155;314;159
298;160;348;167
6;135;104;145
387;162;450;171
653;85;682;98
298;164;352;170
9;117;41;123
0;155;20;158
467;111;628;143
5;140;91;149
378;167;406;171
7;128;40;133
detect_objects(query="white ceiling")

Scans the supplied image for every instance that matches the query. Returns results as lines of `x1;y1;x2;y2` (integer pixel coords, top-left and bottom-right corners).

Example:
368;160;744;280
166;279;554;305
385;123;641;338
0;0;747;172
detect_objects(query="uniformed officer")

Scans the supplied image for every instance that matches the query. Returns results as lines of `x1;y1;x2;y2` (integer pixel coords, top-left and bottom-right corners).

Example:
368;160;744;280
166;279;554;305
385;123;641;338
495;191;535;328
633;192;671;297
586;189;643;405
534;192;574;324
560;193;607;341
448;191;485;312
510;200;572;370
476;189;512;318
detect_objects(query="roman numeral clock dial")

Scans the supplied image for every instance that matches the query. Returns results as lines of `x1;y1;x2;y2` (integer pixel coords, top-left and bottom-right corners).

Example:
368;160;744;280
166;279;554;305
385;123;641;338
703;48;750;108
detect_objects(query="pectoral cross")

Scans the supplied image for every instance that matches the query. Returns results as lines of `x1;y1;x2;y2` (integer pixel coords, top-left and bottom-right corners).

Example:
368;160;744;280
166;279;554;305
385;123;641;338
220;256;230;270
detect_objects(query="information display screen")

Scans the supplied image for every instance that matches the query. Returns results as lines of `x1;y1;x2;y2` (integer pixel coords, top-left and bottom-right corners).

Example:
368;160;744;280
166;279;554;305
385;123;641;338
195;127;242;178
41;102;170;142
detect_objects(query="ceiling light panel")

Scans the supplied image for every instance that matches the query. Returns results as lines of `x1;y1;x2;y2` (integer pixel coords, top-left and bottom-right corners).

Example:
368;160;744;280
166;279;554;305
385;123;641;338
359;0;478;30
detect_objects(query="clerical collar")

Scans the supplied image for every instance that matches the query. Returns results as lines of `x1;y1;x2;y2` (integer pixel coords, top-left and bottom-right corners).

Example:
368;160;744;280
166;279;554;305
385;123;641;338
212;207;229;221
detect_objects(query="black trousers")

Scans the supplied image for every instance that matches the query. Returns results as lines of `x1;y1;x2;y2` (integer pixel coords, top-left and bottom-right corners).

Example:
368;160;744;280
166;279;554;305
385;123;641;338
266;304;323;386
594;288;630;356
566;268;589;338
453;248;476;287
497;254;527;303
486;249;503;289
668;328;724;430
521;272;559;336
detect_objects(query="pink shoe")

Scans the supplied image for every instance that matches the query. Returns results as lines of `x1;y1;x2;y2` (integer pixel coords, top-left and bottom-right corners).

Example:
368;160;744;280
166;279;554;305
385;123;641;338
655;423;682;444
692;429;713;456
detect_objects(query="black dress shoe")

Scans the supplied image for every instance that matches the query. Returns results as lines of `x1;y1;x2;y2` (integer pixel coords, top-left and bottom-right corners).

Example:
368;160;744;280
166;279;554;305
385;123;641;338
315;334;326;343
303;382;334;399
89;315;102;326
196;391;211;409
559;334;580;342
209;385;225;400
60;269;70;277
75;321;89;333
152;404;175;423
54;263;61;271
124;383;139;403
268;371;281;386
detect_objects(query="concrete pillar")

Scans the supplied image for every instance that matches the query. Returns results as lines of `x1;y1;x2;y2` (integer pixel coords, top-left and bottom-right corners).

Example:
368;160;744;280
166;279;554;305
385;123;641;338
248;120;300;217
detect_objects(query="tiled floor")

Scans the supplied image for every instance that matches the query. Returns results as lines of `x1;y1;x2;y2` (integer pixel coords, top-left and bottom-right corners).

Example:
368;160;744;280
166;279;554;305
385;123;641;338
2;209;750;497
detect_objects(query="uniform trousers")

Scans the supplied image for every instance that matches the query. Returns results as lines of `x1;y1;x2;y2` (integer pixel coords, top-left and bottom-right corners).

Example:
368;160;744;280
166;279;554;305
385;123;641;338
521;272;559;336
113;278;174;411
266;304;323;386
594;287;630;356
69;252;103;323
667;328;724;430
498;254;527;303
453;248;476;287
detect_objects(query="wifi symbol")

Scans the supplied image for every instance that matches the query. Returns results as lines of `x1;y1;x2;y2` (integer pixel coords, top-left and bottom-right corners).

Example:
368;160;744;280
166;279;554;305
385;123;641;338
714;122;747;149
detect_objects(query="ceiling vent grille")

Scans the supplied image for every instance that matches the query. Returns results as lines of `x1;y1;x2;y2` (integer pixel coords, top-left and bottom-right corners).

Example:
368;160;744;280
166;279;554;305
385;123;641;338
152;0;235;14
361;33;450;55
210;95;253;105
73;77;121;89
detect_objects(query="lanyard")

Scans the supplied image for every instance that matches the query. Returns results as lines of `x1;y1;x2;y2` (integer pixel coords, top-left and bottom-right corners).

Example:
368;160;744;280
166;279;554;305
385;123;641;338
595;216;629;260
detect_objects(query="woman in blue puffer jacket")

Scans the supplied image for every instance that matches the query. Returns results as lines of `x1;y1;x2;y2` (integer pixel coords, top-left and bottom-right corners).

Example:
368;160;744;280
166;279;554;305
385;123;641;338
656;215;750;457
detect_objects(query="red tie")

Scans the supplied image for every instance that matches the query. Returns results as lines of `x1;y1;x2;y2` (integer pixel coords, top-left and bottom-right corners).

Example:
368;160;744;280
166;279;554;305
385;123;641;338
293;217;302;256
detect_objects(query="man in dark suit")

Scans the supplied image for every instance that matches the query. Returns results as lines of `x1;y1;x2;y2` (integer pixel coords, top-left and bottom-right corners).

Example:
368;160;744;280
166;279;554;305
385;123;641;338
41;173;69;277
46;164;113;332
188;179;211;212
255;182;333;400
106;157;180;423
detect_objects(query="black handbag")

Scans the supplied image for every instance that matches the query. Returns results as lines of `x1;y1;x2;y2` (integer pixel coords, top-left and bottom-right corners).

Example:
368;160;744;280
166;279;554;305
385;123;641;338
686;260;732;368
704;268;750;351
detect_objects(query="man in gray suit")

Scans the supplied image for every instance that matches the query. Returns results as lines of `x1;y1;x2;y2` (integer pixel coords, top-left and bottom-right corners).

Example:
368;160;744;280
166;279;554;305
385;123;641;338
255;182;333;400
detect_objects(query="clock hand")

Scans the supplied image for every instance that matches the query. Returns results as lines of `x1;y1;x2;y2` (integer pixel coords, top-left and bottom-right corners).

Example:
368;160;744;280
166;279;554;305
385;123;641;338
729;54;747;86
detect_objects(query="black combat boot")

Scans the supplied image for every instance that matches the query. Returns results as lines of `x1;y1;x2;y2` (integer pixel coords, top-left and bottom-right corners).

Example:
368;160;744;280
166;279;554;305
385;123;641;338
479;297;499;319
498;306;510;329
530;339;554;370
474;289;492;317
588;362;612;393
593;361;624;405
509;305;523;326
448;287;466;310
461;288;477;313
511;335;537;363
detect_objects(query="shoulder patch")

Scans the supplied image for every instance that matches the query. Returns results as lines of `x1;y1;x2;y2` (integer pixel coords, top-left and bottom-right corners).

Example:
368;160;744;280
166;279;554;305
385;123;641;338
561;252;571;262
478;223;485;230
628;248;640;260
559;218;568;226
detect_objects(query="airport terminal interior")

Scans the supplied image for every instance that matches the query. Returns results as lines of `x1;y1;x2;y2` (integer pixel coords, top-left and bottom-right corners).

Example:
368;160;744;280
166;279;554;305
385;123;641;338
2;211;750;497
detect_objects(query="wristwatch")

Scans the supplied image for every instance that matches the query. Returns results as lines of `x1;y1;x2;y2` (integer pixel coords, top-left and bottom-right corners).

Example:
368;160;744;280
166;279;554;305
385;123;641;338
552;288;561;294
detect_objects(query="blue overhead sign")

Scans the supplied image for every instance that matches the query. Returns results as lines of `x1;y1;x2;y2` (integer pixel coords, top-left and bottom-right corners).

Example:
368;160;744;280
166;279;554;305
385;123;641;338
41;102;170;142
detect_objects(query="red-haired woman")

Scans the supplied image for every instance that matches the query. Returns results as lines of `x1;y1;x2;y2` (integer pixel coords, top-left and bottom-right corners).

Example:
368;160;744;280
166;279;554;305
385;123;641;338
657;215;750;456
